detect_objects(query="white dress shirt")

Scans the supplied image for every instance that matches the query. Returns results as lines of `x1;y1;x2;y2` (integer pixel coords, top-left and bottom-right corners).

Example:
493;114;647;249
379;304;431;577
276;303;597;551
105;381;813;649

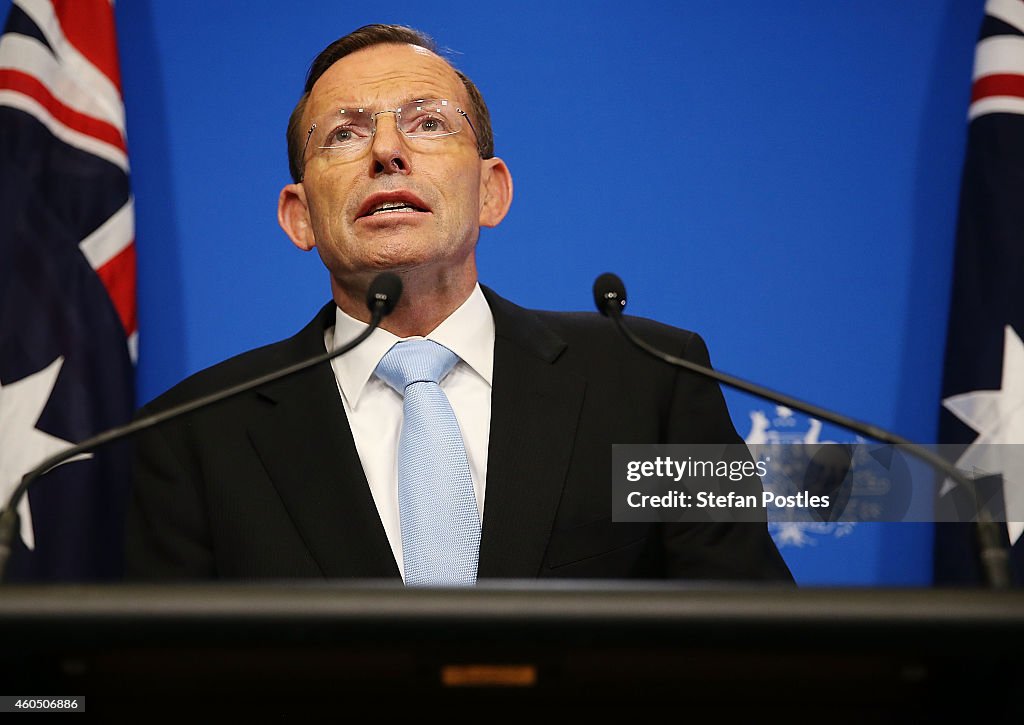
325;284;494;578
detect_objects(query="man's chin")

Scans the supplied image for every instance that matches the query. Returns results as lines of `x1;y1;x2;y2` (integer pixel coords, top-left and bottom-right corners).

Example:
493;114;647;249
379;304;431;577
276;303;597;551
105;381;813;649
339;256;441;279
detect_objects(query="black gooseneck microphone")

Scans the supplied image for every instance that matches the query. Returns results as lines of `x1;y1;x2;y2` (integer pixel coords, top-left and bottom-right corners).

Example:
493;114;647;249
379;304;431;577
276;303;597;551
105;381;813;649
0;272;404;582
593;272;1011;590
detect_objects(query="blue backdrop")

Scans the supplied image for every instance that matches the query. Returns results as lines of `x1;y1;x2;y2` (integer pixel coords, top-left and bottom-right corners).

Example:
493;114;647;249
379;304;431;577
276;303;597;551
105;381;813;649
9;1;984;585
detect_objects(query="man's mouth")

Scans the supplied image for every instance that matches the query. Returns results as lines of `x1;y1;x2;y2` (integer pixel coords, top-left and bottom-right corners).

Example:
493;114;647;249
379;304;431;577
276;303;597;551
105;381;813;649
366;200;426;215
357;192;431;219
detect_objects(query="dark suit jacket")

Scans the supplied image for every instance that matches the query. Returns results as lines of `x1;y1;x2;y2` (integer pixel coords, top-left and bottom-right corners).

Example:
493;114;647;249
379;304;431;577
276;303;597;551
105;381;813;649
126;287;792;582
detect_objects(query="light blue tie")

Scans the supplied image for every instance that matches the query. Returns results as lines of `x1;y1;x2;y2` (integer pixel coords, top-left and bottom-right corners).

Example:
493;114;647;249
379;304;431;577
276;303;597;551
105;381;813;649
374;339;481;586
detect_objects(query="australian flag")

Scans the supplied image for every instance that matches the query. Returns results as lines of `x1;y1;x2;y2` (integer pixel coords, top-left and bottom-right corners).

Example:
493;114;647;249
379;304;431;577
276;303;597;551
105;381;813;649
936;0;1024;586
0;0;135;580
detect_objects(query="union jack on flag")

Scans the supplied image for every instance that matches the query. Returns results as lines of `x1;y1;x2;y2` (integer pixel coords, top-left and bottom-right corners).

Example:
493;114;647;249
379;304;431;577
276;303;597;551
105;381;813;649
0;0;135;580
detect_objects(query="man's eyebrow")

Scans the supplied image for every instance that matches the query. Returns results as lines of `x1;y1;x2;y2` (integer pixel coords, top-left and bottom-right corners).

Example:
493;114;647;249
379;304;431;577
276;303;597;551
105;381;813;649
325;94;457;110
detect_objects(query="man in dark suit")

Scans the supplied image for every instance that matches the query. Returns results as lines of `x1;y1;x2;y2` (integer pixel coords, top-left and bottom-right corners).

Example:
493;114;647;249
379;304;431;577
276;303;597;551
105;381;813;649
126;24;791;583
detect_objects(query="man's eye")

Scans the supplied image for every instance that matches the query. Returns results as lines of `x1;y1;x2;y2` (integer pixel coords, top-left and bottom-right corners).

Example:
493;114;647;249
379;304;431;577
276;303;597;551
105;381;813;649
325;124;369;146
410;114;450;134
329;128;353;144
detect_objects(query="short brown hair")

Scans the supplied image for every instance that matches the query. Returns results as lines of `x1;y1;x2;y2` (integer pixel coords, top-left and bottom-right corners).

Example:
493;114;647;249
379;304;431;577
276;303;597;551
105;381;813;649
286;24;495;183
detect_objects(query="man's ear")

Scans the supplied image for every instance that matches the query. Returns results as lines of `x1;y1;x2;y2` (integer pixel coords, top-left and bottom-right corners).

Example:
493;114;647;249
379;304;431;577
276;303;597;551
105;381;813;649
278;183;315;251
478;157;513;228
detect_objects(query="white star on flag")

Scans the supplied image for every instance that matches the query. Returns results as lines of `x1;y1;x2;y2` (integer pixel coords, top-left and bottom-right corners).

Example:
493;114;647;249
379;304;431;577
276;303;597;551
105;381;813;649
942;325;1024;545
0;357;91;549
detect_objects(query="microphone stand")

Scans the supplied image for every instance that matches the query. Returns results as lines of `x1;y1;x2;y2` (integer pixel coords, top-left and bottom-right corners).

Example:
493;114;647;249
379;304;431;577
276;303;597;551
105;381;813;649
595;278;1011;589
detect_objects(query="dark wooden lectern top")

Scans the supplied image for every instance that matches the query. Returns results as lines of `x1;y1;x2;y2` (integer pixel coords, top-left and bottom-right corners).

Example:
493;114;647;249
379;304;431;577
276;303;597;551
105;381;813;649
1;583;1021;718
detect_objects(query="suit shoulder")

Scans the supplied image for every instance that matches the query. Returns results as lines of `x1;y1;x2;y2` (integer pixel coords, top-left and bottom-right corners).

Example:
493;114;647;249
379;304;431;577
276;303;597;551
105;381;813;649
531;309;706;356
140;303;333;412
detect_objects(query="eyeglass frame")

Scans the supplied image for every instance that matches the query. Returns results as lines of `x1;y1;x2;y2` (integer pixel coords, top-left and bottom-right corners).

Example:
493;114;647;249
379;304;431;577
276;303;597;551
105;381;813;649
300;98;479;177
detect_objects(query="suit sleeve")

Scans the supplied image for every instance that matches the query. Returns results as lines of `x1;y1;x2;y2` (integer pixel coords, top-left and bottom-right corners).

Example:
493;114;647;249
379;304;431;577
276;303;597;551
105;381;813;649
660;332;794;582
124;414;216;579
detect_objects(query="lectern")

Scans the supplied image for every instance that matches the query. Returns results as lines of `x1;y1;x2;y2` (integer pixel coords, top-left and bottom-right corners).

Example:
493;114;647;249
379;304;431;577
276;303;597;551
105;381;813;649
2;583;1022;718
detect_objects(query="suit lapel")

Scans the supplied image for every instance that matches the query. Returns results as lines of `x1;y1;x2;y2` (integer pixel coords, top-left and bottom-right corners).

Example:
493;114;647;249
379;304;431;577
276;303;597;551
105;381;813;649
246;304;399;579
478;288;586;578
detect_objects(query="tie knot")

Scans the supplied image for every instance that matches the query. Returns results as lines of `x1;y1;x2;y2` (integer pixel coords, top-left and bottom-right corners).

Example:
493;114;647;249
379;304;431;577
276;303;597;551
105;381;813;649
375;339;459;393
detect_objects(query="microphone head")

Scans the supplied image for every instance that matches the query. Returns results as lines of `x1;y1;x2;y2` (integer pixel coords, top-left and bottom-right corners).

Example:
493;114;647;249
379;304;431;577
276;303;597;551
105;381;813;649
366;272;403;316
593;273;627;316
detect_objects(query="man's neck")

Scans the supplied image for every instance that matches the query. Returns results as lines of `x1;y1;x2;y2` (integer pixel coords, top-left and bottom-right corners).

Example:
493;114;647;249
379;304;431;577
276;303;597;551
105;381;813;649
332;266;477;338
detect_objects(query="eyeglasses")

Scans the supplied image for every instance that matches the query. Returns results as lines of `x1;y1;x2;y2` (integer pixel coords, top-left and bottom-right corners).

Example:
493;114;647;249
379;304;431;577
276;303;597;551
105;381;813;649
302;98;477;166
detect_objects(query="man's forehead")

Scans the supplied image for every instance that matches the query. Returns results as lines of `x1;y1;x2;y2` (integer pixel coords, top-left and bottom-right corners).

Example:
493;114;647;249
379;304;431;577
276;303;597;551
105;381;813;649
307;43;465;112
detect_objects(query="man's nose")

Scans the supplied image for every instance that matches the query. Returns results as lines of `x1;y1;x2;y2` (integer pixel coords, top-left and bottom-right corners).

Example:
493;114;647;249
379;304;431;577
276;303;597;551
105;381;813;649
369;111;410;175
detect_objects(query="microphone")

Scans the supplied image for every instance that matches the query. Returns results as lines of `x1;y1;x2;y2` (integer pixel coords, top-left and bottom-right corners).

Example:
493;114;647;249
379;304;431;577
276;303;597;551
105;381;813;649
367;271;402;316
593;273;1011;589
0;272;403;581
593;272;626;315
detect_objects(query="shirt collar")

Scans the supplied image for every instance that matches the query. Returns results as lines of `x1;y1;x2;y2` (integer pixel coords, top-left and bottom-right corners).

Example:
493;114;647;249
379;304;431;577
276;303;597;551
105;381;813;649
329;283;495;409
